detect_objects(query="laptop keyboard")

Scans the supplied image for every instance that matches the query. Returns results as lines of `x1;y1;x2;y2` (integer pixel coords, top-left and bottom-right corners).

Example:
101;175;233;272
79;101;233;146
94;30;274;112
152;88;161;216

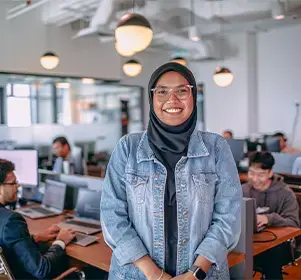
31;207;54;215
65;220;100;229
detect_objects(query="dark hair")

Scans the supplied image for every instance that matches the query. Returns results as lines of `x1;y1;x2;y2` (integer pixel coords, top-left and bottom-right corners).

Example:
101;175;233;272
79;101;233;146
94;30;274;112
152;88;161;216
273;131;287;141
0;159;15;184
223;130;233;137
249;152;275;170
52;136;71;149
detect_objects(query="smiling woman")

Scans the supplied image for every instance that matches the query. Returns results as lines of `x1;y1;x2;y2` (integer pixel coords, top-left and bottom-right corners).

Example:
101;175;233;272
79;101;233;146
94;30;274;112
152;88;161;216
101;62;242;280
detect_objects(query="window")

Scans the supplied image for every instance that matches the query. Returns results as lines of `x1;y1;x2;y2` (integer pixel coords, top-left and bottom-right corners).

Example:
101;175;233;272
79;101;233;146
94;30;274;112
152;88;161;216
6;84;32;127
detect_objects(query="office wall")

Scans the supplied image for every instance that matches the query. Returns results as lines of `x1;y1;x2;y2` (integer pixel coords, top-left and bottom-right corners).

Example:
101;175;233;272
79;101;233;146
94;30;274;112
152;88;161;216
258;24;301;146
189;33;251;138
0;2;120;80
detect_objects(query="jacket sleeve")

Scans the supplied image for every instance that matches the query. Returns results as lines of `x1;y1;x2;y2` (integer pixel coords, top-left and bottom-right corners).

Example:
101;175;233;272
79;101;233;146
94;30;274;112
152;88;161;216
194;137;242;270
100;136;148;266
266;190;300;228
3;212;66;279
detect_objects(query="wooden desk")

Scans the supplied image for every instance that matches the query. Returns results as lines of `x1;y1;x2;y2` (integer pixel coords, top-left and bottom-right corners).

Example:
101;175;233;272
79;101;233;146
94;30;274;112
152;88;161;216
253;227;301;256
25;214;244;271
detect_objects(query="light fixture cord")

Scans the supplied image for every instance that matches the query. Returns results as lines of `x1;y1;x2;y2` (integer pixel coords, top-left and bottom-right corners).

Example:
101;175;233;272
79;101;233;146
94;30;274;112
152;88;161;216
190;0;194;26
132;0;135;13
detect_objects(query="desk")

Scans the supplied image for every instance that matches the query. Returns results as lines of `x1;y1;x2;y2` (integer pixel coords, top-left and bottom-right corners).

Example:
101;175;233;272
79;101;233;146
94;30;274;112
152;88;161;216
253;227;301;256
25;214;244;271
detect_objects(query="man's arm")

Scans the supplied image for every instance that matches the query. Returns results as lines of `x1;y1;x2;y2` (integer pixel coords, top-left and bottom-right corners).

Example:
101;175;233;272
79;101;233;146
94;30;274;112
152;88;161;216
266;190;300;228
3;212;66;279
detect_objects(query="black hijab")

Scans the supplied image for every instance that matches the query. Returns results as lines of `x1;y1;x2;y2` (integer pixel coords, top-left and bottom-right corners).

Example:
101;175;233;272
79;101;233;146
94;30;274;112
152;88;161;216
147;62;197;204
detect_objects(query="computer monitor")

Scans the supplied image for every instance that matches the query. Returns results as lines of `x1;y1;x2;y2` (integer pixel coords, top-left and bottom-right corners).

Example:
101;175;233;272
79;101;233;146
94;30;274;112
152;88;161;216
59;174;88;210
0;150;38;187
264;136;281;153
226;139;246;165
74;188;101;221
43;179;67;211
272;152;301;174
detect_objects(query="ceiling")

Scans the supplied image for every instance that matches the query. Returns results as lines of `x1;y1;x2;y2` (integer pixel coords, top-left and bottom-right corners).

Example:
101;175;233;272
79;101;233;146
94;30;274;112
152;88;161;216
6;0;301;60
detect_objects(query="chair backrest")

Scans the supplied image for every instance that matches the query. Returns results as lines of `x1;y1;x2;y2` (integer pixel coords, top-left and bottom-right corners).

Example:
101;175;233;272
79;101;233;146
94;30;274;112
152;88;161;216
0;247;15;280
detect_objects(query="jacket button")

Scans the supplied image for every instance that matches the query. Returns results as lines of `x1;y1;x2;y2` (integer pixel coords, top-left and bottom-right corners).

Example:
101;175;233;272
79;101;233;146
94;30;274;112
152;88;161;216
183;211;188;217
183;239;188;244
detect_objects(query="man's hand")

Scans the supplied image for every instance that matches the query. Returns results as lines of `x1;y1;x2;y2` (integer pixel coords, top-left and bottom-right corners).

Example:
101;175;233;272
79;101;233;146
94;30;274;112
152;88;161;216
257;214;268;228
56;228;76;245
33;225;60;243
172;272;195;280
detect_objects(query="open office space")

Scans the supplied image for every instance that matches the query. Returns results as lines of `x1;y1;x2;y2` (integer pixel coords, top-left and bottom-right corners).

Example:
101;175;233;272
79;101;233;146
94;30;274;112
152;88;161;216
1;1;301;279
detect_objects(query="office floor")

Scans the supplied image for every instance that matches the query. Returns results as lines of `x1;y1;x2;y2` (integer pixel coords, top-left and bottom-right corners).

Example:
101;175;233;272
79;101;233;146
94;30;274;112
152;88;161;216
253;258;301;279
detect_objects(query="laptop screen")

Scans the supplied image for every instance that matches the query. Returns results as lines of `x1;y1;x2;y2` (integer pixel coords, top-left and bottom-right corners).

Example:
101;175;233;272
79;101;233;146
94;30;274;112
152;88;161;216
74;189;101;221
43;180;66;210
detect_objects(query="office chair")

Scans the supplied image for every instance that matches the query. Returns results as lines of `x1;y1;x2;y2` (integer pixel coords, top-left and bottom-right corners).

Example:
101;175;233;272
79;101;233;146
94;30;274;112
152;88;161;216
0;246;85;280
254;239;298;279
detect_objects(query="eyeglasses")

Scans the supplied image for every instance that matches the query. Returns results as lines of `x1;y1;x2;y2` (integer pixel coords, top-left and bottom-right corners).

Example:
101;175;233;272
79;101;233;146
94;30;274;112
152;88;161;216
0;181;19;187
151;85;193;102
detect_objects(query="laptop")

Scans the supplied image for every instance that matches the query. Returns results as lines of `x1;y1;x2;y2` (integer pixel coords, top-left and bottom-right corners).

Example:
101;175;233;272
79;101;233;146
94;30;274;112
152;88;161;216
17;180;66;219
58;188;102;235
252;199;267;233
71;232;99;247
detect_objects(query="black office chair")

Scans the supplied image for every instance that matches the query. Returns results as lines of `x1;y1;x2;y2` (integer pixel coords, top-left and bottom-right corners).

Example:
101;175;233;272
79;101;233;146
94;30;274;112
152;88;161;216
254;239;298;279
0;246;85;280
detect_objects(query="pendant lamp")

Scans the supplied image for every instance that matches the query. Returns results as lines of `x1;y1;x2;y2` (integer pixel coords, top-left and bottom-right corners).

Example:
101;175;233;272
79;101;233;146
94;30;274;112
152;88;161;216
40;52;59;70
115;41;135;57
213;67;234;87
115;13;153;53
123;59;142;77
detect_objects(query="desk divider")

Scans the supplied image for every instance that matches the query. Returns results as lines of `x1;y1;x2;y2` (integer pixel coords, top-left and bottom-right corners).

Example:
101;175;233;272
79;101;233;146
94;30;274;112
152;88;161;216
230;198;254;279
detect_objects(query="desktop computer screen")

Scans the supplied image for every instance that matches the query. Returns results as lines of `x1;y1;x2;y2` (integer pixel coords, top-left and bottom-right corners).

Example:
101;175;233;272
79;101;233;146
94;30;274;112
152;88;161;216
0;150;38;187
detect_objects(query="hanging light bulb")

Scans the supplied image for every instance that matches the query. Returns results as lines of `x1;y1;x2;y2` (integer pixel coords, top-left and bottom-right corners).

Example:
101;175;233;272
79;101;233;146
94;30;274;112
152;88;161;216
115;13;153;52
213;67;234;87
171;57;187;66
189;26;200;41
115;41;136;57
123;59;142;77
40;52;59;70
272;1;285;20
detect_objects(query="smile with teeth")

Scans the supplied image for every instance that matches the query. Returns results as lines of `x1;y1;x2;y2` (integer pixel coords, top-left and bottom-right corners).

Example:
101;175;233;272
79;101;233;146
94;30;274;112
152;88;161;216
164;108;183;113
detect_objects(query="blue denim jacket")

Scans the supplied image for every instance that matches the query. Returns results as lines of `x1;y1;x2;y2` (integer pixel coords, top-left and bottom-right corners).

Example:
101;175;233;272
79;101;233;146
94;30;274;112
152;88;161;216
101;130;242;280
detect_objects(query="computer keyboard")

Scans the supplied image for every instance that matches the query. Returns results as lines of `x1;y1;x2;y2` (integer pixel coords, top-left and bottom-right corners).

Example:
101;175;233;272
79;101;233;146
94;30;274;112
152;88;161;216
31;207;54;215
65;220;100;229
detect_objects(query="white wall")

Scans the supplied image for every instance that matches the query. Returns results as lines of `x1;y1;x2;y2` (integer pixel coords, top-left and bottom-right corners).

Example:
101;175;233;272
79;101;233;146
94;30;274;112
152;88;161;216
189;33;252;138
258;24;301;146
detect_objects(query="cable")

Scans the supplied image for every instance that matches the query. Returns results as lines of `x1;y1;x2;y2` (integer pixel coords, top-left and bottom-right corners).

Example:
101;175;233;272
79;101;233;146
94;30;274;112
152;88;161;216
254;230;278;243
291;102;300;146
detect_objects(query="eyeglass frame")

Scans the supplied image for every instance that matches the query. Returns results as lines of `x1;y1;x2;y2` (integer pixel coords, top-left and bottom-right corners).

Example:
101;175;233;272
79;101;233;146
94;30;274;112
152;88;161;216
0;181;19;187
151;84;194;102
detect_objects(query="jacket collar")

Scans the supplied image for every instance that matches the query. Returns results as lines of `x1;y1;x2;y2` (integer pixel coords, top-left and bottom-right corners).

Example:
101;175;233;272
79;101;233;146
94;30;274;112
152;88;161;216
137;130;209;163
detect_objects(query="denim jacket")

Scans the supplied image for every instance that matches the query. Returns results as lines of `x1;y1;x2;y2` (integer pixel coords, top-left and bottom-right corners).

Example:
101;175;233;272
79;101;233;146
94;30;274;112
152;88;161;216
101;130;242;280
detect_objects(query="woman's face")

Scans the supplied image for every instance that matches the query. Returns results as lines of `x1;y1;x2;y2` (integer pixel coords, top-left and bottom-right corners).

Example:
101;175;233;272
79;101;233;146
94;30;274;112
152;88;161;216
152;71;194;126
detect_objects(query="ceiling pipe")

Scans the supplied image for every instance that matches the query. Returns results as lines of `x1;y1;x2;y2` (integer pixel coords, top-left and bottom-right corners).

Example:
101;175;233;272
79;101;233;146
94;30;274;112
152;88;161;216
6;0;49;20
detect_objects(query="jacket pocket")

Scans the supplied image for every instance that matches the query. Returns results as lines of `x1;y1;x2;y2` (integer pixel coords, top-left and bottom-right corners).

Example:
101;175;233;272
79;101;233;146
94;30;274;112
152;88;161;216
192;173;218;204
126;174;149;204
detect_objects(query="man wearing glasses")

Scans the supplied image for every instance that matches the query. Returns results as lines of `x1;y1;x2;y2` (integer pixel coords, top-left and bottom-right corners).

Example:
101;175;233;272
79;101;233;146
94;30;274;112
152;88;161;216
0;159;75;279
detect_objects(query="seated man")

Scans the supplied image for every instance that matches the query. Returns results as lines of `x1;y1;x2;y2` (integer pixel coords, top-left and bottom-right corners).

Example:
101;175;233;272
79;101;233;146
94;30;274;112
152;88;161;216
52;136;87;175
222;129;233;139
0;159;76;279
242;152;300;280
273;131;300;154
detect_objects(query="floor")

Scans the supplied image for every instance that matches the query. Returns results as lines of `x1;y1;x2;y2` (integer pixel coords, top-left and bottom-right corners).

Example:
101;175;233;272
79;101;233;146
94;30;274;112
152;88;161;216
253;258;301;279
